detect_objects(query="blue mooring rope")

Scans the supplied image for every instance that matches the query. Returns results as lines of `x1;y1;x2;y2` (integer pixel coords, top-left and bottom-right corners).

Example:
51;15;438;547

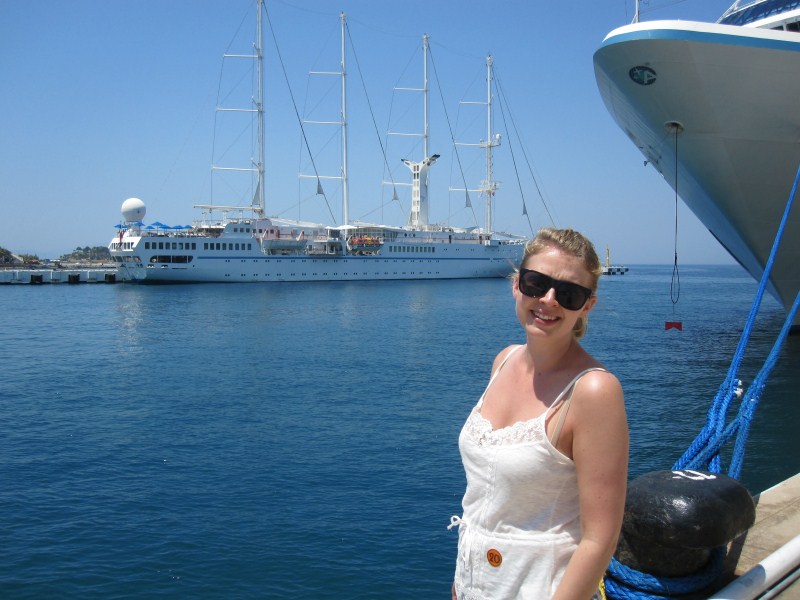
606;547;727;600
604;158;800;599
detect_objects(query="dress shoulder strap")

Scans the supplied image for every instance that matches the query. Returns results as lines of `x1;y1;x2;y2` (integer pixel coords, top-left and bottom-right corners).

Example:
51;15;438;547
476;345;524;407
549;367;607;447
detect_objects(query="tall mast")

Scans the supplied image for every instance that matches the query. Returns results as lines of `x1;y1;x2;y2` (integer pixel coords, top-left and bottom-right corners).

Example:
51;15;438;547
340;12;349;227
399;33;438;229
201;0;266;217
449;53;500;234
483;54;499;234
423;33;429;160
300;12;348;225
256;0;265;214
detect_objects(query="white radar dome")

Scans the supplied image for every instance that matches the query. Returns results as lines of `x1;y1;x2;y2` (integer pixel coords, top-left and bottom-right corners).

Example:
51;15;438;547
121;197;146;223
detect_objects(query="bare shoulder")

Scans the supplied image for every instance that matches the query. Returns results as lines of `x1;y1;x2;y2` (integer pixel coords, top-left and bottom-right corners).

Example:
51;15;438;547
490;344;523;375
571;368;628;467
574;369;626;415
578;368;622;395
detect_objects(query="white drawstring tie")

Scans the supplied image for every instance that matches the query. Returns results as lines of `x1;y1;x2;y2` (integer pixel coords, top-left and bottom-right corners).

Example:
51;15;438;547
449;515;474;596
448;515;465;530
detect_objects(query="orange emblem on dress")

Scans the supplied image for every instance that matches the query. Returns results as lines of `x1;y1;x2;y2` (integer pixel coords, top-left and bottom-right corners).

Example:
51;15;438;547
486;548;503;567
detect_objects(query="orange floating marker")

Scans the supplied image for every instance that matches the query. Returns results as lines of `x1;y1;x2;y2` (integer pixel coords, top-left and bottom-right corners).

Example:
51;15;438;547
665;321;683;331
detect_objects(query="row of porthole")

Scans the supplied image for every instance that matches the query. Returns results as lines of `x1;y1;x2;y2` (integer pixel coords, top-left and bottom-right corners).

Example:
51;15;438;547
260;259;441;263
387;246;436;253
222;271;443;277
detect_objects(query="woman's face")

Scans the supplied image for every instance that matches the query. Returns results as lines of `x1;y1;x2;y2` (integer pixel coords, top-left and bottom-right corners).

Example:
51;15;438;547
512;247;597;338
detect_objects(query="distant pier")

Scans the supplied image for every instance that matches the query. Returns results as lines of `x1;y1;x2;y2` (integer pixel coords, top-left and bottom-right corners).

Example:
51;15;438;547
602;245;628;275
0;268;120;284
603;265;629;275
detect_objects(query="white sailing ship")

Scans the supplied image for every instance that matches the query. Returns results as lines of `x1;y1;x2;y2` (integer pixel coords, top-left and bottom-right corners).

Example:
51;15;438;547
109;2;524;283
594;0;800;326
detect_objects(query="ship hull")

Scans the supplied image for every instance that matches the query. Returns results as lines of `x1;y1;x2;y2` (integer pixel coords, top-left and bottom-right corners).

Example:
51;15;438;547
112;231;523;283
594;20;800;324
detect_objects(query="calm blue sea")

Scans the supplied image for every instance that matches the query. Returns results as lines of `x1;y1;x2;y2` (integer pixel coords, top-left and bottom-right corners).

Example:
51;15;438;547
2;264;798;599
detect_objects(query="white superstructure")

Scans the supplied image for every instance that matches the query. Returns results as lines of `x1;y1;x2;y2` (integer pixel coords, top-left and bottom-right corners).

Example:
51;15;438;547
109;3;523;283
594;0;800;325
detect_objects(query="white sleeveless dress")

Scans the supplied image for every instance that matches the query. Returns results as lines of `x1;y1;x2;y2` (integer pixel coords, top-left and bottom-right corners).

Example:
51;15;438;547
450;346;605;600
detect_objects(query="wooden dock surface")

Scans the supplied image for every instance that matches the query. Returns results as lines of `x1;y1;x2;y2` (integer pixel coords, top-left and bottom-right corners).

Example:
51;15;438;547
723;472;800;598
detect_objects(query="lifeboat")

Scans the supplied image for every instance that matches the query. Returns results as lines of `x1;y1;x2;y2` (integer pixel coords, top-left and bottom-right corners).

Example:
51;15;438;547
347;235;384;253
260;229;308;253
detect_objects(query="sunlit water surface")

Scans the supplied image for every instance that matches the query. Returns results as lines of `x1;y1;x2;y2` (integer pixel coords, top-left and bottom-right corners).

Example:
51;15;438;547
2;265;797;598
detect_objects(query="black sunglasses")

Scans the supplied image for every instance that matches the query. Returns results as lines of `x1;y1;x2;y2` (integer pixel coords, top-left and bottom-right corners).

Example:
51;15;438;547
517;268;593;311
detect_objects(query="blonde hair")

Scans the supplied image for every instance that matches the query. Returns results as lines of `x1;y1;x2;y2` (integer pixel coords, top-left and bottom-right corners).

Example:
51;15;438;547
519;227;602;339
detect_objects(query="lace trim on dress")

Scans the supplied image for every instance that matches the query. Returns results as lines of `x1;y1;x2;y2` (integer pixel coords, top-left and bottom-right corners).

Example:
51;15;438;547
463;407;546;446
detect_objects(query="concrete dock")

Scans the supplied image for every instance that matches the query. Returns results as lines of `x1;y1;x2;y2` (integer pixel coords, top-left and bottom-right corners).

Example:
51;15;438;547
0;268;119;284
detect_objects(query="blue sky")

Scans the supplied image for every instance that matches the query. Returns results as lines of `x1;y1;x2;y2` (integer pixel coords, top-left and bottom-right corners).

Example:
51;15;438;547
1;0;737;262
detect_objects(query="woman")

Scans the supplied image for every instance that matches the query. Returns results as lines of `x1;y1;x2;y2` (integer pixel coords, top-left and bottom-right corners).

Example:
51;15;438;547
450;228;628;600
